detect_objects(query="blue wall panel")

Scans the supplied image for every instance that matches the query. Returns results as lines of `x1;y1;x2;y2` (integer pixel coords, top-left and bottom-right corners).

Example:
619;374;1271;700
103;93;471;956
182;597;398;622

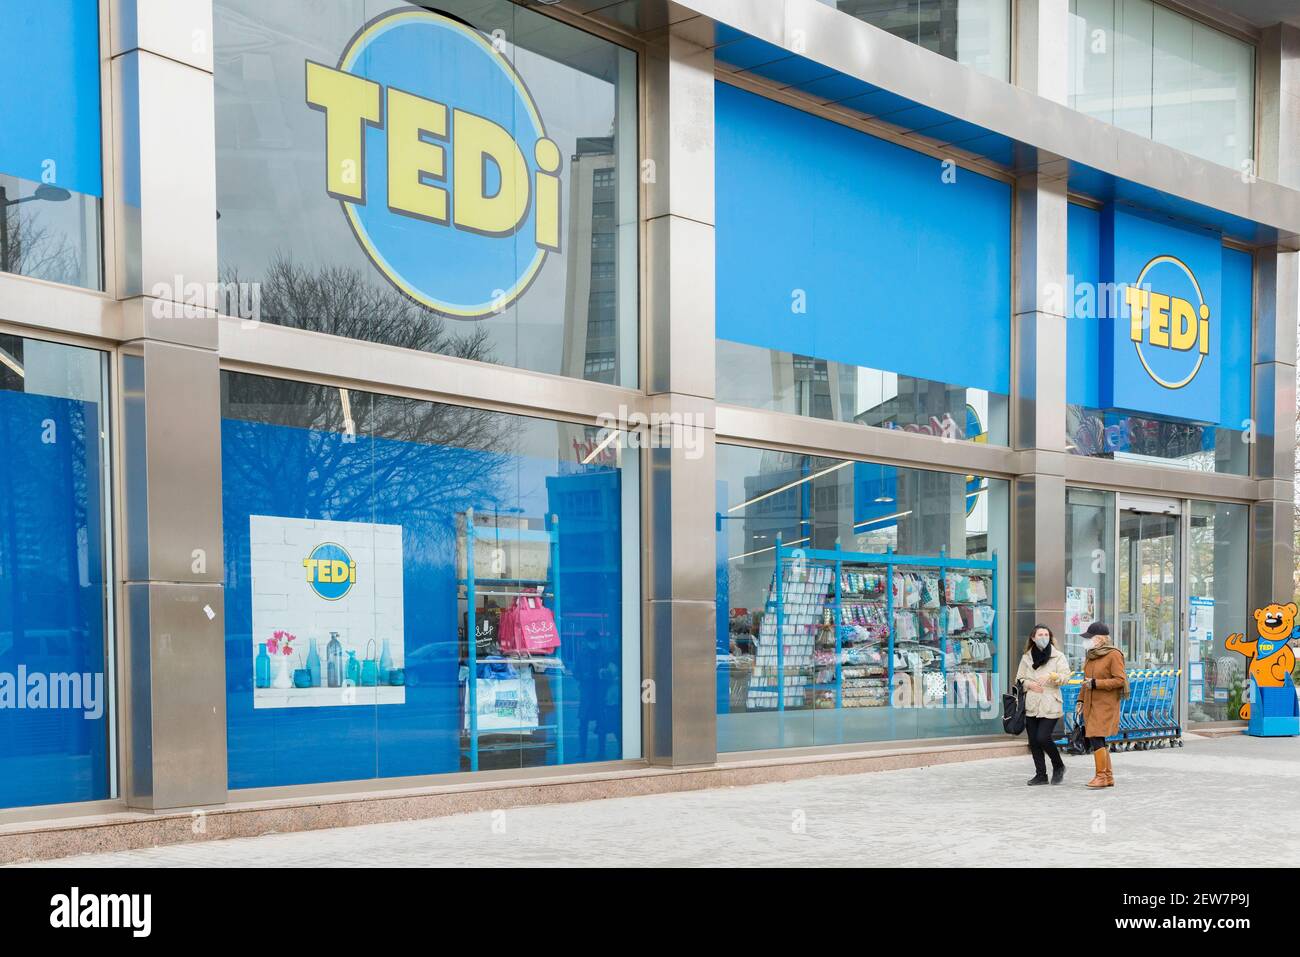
715;83;1012;394
1219;246;1253;430
1066;203;1102;409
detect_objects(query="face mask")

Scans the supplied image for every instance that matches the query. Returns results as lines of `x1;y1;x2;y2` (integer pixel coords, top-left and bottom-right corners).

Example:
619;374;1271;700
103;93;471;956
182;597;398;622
1032;635;1050;649
1084;637;1098;650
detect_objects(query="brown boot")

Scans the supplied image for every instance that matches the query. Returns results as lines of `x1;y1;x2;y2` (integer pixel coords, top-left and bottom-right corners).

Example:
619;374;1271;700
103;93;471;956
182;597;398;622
1086;749;1107;789
1101;748;1115;787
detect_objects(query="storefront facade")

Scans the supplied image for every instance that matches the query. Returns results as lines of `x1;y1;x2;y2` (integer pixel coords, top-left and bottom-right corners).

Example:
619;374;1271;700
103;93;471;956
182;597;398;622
0;0;1296;821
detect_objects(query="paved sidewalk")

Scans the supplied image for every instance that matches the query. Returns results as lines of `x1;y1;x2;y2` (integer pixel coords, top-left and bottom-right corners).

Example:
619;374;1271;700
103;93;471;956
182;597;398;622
15;733;1300;867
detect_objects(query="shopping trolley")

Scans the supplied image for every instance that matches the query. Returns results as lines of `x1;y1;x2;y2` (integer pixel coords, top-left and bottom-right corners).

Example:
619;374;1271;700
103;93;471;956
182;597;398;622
1058;669;1182;751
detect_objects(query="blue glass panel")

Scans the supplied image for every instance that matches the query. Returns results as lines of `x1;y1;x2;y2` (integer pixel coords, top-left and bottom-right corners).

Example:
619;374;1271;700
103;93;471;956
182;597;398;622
0;388;110;809
0;0;102;197
222;411;627;789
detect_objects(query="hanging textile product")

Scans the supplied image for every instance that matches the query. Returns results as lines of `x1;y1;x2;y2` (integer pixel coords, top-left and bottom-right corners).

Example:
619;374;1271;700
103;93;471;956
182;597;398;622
465;661;540;732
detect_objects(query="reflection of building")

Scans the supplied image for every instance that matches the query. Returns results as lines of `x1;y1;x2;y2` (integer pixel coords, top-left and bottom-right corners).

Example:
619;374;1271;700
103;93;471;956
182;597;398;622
561;137;618;384
753;350;1006;446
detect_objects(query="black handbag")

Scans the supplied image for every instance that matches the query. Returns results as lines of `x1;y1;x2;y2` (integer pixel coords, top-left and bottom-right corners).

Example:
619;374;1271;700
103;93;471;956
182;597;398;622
1066;703;1092;755
1001;680;1026;736
473;609;499;655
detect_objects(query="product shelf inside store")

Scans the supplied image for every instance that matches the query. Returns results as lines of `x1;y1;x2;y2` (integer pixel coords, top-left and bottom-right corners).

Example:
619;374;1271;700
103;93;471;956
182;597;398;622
457;509;566;771
747;537;999;713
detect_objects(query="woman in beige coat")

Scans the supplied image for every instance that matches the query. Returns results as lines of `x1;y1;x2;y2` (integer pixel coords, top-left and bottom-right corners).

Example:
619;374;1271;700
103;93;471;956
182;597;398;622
1080;621;1128;789
1014;624;1071;786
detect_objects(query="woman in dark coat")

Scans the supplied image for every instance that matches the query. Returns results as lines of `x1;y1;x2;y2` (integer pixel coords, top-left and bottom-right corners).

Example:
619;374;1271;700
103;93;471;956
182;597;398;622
1080;622;1127;789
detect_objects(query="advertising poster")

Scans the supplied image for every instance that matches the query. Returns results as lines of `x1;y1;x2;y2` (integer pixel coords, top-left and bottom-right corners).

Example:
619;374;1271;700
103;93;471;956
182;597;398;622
1066;586;1096;635
1188;595;1214;644
249;516;405;709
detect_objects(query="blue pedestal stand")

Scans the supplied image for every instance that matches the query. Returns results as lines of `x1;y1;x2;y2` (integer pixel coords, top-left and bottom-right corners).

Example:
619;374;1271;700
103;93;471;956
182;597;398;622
1246;675;1300;737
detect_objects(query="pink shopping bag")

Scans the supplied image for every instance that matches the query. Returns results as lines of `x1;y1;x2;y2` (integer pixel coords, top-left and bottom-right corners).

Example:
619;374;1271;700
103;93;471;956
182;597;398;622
499;595;560;654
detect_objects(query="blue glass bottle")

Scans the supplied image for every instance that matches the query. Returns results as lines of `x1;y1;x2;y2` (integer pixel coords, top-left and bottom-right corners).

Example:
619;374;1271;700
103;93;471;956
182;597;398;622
345;649;360;687
379;638;394;685
307;638;322;688
255;643;271;689
326;631;344;688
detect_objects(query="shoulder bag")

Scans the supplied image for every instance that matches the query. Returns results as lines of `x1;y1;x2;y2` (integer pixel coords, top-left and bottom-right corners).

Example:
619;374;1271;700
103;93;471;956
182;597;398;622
1001;679;1026;736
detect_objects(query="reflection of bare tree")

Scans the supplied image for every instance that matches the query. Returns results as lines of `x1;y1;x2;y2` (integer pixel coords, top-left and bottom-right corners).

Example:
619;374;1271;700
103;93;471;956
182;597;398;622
241;255;494;358
1;205;83;286
220;257;518;557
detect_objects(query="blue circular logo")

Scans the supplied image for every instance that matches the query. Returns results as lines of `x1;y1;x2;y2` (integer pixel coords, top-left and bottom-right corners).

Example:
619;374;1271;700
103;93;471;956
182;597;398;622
305;542;356;601
310;9;560;319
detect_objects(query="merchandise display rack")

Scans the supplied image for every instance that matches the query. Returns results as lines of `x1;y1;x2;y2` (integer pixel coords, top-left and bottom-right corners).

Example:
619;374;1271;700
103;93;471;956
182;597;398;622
456;508;565;771
749;535;999;713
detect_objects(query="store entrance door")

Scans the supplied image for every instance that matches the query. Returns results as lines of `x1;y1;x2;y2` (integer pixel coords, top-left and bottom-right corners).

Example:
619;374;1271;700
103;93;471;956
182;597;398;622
1116;498;1182;675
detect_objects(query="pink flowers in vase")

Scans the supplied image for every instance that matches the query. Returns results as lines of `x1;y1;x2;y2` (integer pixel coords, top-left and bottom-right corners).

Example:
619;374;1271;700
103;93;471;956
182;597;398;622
267;630;297;657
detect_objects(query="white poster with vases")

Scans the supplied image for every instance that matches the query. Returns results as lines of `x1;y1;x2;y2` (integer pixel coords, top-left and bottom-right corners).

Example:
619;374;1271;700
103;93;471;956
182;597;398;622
249;515;405;709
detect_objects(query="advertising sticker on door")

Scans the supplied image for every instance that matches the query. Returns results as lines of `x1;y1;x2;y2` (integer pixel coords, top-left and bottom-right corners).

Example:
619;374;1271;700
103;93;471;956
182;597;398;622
250;515;406;708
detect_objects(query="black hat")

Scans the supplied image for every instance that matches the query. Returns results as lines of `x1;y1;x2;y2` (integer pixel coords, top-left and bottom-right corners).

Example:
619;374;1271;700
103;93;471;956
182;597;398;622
1084;621;1110;637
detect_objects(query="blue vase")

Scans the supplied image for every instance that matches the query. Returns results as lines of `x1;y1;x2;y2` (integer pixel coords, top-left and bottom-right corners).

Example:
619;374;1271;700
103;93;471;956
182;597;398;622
345;650;360;687
379;638;394;685
255;643;271;689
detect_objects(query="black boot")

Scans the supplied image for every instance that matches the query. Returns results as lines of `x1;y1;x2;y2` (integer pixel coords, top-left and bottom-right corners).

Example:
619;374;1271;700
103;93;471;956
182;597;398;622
1050;764;1066;785
1027;773;1049;786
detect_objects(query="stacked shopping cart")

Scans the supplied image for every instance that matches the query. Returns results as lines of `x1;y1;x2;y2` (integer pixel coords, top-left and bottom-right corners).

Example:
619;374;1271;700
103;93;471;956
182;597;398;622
1058;669;1183;751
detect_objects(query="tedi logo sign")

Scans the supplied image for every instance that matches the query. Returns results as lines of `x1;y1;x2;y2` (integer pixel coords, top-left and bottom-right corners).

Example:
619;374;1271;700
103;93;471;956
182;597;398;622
50;887;151;937
1101;206;1222;425
306;8;560;318
304;542;357;601
1123;255;1211;390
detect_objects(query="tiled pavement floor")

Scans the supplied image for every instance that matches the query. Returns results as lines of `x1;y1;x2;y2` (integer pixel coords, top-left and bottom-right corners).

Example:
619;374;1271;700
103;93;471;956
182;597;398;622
14;733;1300;867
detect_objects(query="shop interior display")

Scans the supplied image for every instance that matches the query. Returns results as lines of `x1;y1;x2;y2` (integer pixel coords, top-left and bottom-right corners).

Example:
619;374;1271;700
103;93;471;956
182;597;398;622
457;508;565;771
744;539;999;713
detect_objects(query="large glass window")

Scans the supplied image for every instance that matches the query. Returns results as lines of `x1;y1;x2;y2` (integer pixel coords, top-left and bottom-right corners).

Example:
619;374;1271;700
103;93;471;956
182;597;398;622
0;336;113;809
214;0;637;386
220;371;639;789
0;1;103;289
822;0;1011;80
716;84;1011;445
716;444;1009;752
1186;500;1248;723
1065;487;1115;667
1068;0;1254;172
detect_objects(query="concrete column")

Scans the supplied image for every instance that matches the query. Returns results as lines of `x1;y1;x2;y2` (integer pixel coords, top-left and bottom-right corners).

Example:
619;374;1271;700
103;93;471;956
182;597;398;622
1014;0;1070;104
642;24;718;766
111;0;227;810
1010;158;1069;644
1257;23;1300;190
1250;248;1298;608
